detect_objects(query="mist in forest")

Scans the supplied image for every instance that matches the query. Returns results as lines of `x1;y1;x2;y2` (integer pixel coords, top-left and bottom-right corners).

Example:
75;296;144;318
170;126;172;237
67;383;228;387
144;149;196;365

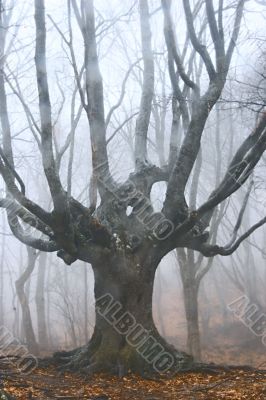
0;0;265;373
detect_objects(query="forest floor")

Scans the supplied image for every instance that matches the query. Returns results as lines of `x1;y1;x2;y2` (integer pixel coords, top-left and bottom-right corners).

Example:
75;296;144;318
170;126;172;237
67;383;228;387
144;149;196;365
0;359;266;399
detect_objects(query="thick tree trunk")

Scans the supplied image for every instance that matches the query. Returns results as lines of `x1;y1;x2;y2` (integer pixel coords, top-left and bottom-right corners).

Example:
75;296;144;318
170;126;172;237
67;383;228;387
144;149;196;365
55;251;192;376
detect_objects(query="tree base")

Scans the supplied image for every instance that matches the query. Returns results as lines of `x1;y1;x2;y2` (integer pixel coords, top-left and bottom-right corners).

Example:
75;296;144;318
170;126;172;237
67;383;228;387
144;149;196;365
51;349;240;380
50;346;250;379
51;332;194;378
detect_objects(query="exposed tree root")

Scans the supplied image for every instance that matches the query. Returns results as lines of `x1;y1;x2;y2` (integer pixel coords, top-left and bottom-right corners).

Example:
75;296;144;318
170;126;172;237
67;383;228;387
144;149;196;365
39;327;265;380
40;344;266;381
41;337;194;378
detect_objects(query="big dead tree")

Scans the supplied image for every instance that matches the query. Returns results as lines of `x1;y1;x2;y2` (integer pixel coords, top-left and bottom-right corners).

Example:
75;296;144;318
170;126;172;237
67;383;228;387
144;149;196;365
0;0;266;376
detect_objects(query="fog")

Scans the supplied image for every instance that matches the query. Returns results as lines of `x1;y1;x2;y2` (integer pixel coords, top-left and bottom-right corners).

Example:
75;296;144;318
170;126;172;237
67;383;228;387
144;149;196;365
0;0;265;374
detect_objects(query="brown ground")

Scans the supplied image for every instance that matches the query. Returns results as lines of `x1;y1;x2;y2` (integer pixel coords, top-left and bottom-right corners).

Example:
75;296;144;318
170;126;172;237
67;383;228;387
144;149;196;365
1;359;266;399
2;286;265;399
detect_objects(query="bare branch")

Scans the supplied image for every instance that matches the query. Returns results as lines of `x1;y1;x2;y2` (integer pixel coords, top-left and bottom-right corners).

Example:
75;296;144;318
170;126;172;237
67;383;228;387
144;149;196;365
34;0;69;214
198;216;266;257
105;59;141;127
107;112;139;145
225;178;253;249
182;0;216;80
218;0;224;43
162;0;199;92
0;197;53;238
4;68;42;149
7;215;58;252
0;157;52;226
48;10;87;110
173;112;266;237
226;0;246;68
0;146;25;194
80;0;112;194
134;0;154;169
205;0;225;71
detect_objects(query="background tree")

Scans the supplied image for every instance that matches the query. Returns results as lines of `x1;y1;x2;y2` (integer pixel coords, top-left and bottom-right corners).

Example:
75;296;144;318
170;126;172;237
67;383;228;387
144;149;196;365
0;0;265;377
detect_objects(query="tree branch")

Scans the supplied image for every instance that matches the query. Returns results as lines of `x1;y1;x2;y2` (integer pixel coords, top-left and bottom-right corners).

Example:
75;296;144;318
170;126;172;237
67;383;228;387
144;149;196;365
134;0;154;169
7;215;58;252
198;216;266;257
80;0;113;196
205;0;225;71
162;0;199;92
105;59;141;127
0;197;53;238
34;0;70;213
226;0;246;69
182;0;216;80
225;177;252;249
172;112;266;238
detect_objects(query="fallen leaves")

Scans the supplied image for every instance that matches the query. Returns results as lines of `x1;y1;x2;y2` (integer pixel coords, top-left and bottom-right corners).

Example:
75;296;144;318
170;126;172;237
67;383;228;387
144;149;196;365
0;361;265;399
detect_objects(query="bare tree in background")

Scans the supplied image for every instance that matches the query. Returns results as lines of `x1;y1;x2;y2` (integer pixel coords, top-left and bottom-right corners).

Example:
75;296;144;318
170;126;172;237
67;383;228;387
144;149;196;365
0;0;266;376
0;214;6;327
35;252;49;350
15;247;39;356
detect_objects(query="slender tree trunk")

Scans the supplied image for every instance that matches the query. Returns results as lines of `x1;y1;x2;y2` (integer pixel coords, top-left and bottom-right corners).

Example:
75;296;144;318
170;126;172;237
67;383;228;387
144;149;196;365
62;265;78;348
83;262;89;343
200;280;211;340
68;313;78;349
35;252;49;350
183;280;201;361
13;245;23;338
178;250;201;361
0;215;5;327
46;254;53;348
15;247;39;356
213;269;228;327
156;271;167;338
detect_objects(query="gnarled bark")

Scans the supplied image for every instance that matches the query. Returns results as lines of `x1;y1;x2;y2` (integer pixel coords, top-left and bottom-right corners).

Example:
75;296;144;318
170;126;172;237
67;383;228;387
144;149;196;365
54;250;192;376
